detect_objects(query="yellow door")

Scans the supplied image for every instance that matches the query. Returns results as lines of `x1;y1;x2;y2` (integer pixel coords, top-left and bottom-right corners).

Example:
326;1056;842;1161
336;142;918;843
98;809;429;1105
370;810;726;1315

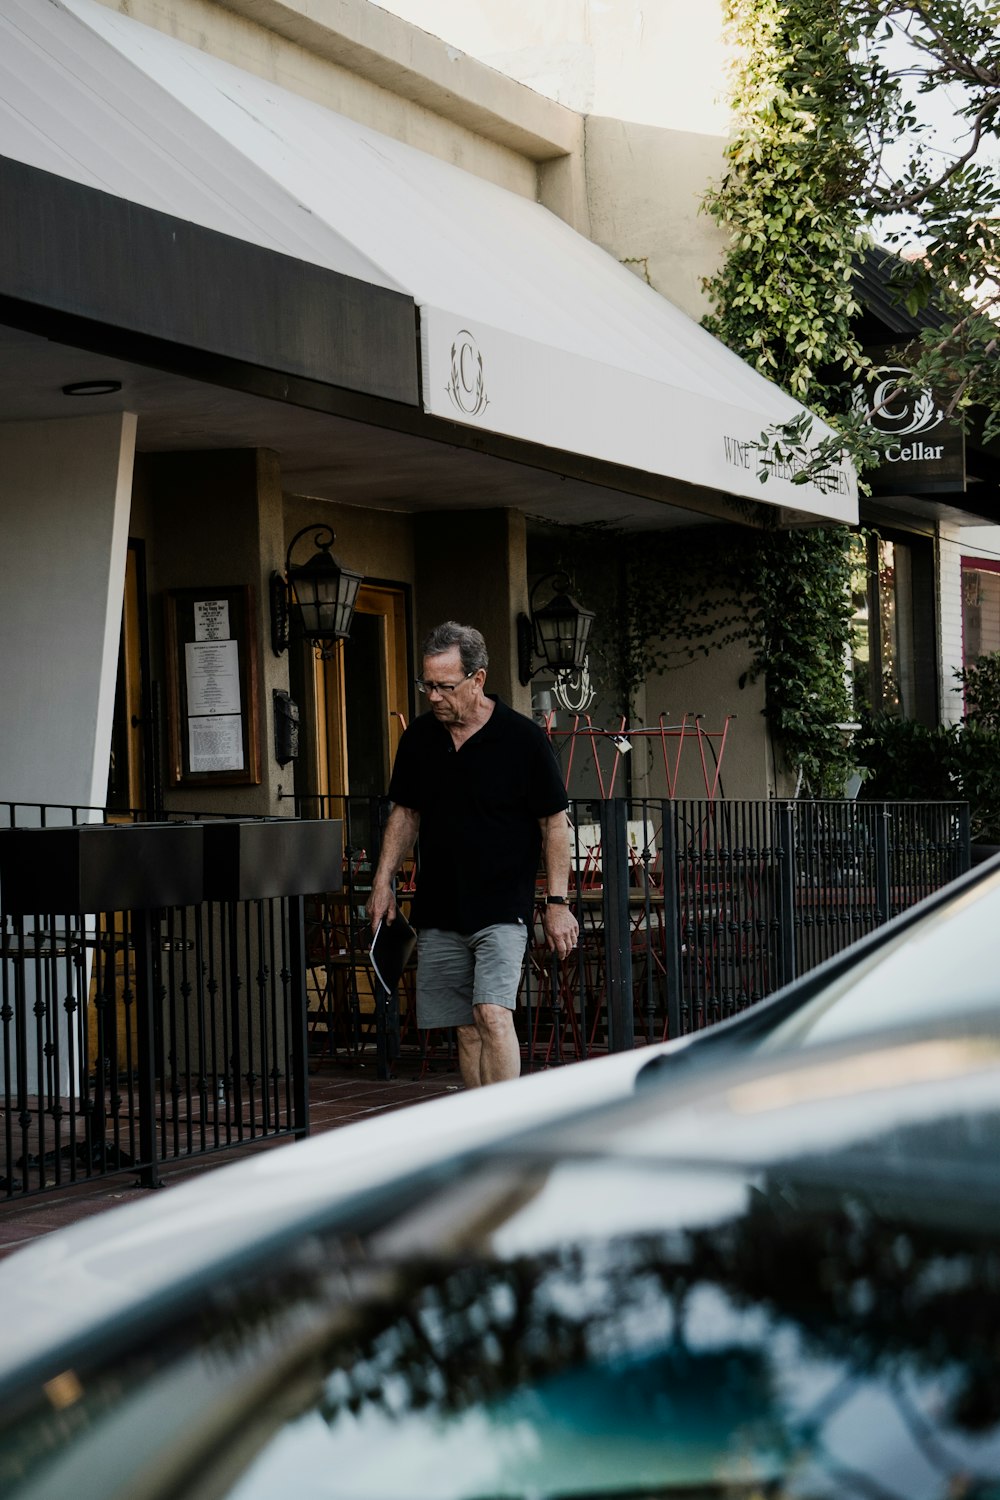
314;583;410;804
309;584;411;1042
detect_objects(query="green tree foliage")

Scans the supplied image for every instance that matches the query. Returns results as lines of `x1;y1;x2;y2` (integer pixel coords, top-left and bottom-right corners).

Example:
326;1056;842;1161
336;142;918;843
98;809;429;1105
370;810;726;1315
737;526;857;794
862;1;1000;441
704;0;1000;470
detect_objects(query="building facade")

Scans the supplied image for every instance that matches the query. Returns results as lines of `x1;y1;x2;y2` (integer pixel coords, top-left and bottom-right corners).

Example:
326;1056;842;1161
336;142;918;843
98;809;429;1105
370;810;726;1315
1;0;864;826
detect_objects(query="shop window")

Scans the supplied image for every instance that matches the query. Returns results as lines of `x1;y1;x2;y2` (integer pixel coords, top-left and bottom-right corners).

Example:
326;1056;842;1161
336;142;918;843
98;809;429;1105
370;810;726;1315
961;558;1000;677
851;531;937;725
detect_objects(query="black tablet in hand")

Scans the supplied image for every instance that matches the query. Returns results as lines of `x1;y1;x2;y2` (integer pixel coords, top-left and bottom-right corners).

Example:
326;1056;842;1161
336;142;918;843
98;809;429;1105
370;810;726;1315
369;911;417;993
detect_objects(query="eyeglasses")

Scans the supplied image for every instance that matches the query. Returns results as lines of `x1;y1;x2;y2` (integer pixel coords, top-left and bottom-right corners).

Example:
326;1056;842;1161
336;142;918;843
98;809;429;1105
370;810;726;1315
415;672;475;695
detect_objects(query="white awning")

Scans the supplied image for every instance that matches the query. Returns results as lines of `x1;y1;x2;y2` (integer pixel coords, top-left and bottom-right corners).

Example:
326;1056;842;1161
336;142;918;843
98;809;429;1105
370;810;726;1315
1;0;857;521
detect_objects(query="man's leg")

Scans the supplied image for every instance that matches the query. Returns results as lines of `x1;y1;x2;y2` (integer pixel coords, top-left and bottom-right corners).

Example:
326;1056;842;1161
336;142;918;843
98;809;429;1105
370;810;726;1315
472;1003;520;1084
416;931;477;1084
467;924;527;1086
456;1023;483;1088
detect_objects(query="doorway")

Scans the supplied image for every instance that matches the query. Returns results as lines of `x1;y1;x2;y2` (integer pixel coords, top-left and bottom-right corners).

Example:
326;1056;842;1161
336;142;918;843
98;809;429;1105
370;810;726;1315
850;530;937;725
314;583;410;852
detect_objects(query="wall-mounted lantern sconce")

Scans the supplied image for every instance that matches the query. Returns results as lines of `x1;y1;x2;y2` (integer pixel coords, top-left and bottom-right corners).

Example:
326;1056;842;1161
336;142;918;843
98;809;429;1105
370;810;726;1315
270;524;364;660
517;573;596;686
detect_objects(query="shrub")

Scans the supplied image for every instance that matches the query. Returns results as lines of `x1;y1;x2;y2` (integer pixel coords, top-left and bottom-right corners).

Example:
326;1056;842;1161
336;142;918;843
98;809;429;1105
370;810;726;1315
948;722;1000;845
857;653;1000;845
855;714;955;803
959;653;1000;733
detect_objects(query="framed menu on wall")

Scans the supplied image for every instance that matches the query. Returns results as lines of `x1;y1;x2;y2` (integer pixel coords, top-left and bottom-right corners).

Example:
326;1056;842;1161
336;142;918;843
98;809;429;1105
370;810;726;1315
165;585;261;786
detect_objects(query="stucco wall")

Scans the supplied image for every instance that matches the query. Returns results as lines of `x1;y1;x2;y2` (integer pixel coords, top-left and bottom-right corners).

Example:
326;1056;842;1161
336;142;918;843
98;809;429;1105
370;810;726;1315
0;413;135;808
88;0;563;200
958;524;1000;562
360;0;734;307
635;635;774;801
584;117;728;321
282;496;416;600
413;509;530;714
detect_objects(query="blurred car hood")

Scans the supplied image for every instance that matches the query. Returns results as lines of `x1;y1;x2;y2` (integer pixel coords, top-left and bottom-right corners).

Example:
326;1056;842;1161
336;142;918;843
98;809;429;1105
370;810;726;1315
0;1040;682;1378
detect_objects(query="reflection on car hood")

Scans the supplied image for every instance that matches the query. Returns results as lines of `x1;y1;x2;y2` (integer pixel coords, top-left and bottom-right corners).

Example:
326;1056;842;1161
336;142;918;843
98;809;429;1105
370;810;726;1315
5;1073;1000;1500
0;1042;672;1381
577;1030;1000;1182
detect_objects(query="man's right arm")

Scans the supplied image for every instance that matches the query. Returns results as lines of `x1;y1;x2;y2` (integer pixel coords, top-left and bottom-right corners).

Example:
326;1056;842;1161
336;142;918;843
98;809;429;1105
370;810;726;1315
367;803;420;929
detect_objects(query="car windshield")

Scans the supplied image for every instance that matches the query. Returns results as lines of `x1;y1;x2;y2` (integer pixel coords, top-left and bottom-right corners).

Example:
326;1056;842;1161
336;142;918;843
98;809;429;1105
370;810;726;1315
759;867;1000;1051
5;1095;1000;1500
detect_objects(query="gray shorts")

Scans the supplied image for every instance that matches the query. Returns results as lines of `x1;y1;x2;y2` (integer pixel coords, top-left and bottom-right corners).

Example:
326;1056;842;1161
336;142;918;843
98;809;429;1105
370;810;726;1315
416;924;529;1028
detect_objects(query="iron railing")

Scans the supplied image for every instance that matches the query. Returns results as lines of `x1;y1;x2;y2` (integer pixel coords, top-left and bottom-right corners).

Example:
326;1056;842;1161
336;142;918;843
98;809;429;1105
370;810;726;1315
0;794;970;1201
595;796;969;1048
0;803;310;1201
286;791;969;1065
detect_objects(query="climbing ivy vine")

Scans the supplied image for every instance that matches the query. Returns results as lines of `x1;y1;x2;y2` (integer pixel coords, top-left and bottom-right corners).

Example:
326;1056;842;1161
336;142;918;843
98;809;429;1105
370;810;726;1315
549;520;857;797
553;1;872;793
693;0;879;793
702;0;872;408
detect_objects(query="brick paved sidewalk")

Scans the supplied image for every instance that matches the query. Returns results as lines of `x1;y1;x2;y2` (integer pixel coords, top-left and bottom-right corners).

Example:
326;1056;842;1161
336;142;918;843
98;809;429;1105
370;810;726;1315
0;1062;463;1261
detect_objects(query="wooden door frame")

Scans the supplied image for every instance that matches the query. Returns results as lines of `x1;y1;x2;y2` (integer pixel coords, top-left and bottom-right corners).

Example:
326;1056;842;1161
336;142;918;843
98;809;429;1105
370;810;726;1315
313;582;412;798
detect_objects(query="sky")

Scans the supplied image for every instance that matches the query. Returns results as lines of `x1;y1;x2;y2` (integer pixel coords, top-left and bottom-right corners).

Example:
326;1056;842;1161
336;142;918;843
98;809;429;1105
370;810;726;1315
370;0;732;134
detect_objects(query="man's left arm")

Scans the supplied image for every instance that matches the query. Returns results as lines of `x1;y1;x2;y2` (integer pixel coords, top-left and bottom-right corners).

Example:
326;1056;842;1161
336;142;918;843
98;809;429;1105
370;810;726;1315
539;811;579;959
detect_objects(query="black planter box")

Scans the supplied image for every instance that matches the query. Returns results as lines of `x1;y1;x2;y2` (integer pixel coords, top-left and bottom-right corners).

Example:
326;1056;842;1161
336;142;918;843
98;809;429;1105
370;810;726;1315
201;819;343;902
0;822;206;915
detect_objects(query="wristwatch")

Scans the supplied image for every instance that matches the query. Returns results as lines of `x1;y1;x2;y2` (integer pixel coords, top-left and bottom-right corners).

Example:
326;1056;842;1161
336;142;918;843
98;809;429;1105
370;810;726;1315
545;895;567;905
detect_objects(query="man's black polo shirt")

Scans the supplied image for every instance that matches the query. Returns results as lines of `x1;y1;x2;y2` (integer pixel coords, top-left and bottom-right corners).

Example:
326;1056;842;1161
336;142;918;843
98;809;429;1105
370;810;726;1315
387;696;568;932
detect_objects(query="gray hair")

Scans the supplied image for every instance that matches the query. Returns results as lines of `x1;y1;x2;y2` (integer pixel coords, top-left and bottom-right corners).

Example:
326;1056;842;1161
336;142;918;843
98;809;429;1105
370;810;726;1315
421;621;489;675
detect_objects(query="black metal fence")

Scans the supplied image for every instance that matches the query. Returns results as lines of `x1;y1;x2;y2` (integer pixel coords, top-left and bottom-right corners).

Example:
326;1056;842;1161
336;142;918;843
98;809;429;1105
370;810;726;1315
0;794;969;1202
0;804;318;1202
565;796;970;1054
288;791;970;1070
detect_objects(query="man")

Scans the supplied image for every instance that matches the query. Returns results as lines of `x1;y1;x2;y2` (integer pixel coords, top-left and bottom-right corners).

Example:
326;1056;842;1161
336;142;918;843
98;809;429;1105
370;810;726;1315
367;621;578;1088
